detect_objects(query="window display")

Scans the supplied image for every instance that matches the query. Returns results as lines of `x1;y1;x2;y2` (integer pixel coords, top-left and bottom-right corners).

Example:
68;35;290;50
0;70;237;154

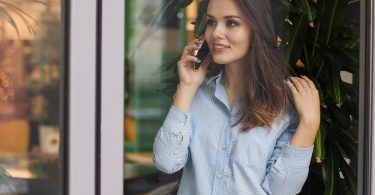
0;1;62;194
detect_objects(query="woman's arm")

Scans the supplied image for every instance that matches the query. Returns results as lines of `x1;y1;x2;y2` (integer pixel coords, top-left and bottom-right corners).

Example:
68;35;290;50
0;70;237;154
262;76;320;194
262;114;313;195
287;76;321;148
152;105;193;174
153;38;209;174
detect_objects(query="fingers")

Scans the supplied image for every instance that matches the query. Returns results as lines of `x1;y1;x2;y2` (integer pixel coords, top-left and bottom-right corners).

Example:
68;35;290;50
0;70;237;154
286;79;299;97
178;55;200;66
301;75;316;89
179;38;204;68
287;76;317;94
183;43;202;56
183;39;204;56
187;37;203;45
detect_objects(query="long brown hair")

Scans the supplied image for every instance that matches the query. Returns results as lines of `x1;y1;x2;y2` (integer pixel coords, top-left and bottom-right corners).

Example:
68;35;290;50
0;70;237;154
207;0;289;131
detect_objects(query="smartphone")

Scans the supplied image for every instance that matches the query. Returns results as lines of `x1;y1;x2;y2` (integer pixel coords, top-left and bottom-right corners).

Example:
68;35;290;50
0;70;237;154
194;41;210;71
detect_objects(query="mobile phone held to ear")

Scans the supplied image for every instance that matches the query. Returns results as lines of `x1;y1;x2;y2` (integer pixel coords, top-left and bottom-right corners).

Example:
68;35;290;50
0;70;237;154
194;41;210;71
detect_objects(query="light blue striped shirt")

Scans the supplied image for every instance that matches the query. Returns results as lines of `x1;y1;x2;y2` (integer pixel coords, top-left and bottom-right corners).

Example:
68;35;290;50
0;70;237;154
153;72;314;195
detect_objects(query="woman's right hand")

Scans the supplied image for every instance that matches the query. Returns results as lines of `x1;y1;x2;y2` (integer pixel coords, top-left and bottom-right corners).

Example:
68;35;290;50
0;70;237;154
177;38;210;89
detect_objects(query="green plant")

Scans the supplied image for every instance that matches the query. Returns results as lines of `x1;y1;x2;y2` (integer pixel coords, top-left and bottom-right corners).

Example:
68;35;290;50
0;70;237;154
142;0;360;194
279;0;359;194
0;0;44;38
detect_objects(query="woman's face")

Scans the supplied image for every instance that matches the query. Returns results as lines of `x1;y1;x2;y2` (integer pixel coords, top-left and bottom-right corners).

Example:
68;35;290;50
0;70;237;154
204;0;251;66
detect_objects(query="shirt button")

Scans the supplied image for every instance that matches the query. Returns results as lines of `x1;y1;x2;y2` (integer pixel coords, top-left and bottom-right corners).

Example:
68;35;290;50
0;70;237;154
221;144;226;150
179;122;184;127
217;174;223;179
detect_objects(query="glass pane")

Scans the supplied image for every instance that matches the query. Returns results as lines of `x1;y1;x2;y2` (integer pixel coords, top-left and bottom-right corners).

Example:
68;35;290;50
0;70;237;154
124;0;361;194
0;1;62;194
124;0;189;193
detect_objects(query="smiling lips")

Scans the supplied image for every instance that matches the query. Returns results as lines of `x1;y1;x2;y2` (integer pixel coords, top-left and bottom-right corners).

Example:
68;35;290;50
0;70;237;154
212;43;230;52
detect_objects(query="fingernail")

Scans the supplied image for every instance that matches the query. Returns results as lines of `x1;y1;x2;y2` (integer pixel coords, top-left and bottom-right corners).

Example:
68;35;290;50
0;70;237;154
194;50;198;56
196;59;201;63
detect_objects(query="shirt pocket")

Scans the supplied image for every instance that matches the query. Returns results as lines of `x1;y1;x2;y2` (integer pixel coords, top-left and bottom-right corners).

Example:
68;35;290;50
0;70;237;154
232;128;270;176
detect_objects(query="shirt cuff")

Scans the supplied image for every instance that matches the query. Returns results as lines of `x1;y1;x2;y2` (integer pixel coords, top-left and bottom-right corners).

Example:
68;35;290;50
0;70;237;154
162;105;192;136
280;143;314;169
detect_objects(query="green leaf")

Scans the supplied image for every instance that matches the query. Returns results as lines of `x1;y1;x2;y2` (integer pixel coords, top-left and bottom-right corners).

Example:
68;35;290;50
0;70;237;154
337;135;358;165
0;7;20;38
194;0;209;36
327;62;343;107
336;142;357;193
314;121;327;163
330;106;351;129
322;141;335;195
347;0;360;5
317;0;347;46
285;13;308;66
0;1;39;24
339;129;358;144
280;0;302;14
334;47;359;73
295;0;314;27
321;108;333;124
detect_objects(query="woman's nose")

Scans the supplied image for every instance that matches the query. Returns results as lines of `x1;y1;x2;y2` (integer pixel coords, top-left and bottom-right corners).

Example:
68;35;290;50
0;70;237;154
212;24;225;39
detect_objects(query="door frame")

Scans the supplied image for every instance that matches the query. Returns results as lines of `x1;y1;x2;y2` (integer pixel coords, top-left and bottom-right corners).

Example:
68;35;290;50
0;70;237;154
66;0;124;194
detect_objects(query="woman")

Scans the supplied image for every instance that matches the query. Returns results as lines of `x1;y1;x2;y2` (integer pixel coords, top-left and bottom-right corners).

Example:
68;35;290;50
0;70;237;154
153;0;320;194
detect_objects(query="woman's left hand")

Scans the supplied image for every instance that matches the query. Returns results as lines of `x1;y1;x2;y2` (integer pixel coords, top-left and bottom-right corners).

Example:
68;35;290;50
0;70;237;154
287;76;320;134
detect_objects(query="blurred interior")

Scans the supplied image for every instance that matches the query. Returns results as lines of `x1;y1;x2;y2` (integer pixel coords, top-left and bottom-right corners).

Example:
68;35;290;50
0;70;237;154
0;1;61;194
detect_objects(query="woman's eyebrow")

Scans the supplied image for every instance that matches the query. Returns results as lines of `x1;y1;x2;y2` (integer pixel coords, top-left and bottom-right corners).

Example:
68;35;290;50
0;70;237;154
206;14;242;20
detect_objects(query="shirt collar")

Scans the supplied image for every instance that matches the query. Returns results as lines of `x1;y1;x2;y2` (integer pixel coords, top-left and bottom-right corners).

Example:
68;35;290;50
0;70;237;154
206;71;223;85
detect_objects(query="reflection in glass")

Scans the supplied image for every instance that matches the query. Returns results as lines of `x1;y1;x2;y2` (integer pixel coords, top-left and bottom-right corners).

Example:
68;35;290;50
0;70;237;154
0;1;61;194
124;0;193;193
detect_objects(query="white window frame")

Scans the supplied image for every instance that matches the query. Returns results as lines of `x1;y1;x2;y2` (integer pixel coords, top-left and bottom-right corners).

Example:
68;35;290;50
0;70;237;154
100;0;124;194
68;0;97;194
67;0;124;194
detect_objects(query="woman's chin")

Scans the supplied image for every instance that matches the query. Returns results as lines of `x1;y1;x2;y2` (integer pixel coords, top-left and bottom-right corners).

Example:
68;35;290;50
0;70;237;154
211;57;229;65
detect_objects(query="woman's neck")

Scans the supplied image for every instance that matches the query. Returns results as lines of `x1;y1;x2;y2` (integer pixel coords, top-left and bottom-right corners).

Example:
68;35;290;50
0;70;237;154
221;63;245;109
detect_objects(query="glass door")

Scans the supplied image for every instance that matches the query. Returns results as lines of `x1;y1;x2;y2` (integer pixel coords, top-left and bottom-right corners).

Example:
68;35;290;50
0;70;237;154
0;0;64;194
120;0;374;195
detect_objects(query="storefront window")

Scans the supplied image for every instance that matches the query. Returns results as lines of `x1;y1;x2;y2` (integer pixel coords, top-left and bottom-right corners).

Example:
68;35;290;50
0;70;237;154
0;1;62;194
124;0;361;194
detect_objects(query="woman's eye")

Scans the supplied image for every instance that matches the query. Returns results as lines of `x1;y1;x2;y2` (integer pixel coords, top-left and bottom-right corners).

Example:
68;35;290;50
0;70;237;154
206;19;215;27
227;20;238;27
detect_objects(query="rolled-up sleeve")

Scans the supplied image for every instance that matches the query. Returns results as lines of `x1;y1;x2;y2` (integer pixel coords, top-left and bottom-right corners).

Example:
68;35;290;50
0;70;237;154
152;106;193;174
262;115;314;195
